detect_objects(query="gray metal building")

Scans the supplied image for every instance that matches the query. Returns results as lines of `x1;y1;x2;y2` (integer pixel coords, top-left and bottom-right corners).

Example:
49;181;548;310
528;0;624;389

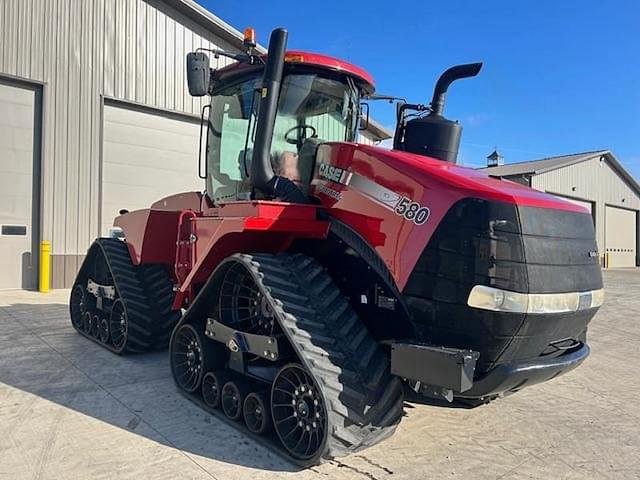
481;150;640;268
0;0;387;290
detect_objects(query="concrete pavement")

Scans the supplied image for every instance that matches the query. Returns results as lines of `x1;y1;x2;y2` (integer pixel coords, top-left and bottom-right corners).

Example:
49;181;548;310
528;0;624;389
0;269;638;479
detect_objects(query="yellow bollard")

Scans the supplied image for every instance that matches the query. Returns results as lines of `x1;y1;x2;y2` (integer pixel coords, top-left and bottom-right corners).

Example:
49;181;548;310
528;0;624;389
39;240;51;293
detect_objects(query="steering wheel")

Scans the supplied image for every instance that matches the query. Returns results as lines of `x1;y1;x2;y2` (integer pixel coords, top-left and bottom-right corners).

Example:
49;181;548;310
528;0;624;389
284;124;317;146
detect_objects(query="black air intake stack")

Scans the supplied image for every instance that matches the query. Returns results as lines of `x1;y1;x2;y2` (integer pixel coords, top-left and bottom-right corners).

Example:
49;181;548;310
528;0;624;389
399;62;482;163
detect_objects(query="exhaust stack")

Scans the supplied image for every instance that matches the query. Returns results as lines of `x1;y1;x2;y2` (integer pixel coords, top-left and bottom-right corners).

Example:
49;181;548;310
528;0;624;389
250;28;307;203
398;62;482;163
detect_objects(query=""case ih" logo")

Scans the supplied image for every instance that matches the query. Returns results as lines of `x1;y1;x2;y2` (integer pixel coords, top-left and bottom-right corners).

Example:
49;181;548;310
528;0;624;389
318;162;349;184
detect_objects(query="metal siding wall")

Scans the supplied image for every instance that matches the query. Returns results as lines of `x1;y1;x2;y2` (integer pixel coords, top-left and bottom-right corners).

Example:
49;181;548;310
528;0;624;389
0;0;241;286
358;130;378;145
531;156;640;260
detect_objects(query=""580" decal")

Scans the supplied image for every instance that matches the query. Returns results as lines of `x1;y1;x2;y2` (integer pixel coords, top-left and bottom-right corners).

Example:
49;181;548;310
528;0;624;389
395;197;430;225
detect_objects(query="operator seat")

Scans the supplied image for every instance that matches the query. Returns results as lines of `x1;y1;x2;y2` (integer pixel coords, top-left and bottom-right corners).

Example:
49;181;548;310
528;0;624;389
297;136;322;194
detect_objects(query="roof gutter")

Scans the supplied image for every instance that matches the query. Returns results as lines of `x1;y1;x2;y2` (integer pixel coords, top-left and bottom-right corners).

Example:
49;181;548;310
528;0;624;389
160;0;267;53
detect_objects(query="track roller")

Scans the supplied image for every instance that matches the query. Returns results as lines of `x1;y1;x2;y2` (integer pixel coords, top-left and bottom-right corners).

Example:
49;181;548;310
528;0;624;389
82;312;93;335
90;314;101;338
202;371;228;409
98;317;110;343
243;390;272;435
221;381;250;421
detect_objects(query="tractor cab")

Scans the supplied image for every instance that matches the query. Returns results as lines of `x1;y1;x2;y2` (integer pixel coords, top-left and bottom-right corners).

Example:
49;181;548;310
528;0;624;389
186;30;374;205
206;61;363;203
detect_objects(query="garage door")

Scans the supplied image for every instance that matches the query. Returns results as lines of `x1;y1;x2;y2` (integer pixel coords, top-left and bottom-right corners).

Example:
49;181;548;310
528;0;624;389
101;104;203;235
0;83;35;289
605;205;637;268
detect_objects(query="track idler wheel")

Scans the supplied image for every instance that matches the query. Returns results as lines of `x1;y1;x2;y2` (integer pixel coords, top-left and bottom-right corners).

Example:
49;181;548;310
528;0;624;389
70;284;90;330
221;381;250;421
171;324;206;393
271;363;327;462
202;371;227;409
243;390;272;435
109;299;128;353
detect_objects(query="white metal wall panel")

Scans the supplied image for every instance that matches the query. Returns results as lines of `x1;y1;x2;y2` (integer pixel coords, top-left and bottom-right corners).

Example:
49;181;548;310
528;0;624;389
0;0;238;272
532;154;640;264
605;206;636;268
0;83;34;289
358;131;378;145
101;104;202;235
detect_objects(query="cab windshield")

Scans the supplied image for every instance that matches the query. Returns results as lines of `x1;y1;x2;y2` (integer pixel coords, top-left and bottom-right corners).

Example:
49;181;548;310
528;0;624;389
206;73;360;203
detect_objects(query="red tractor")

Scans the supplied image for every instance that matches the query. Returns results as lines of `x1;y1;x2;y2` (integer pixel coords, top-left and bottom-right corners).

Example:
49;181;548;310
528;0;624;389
70;28;603;465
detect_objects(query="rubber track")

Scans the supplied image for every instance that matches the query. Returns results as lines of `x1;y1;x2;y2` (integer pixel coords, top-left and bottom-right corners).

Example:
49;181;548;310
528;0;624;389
232;253;405;462
137;264;182;350
71;238;179;354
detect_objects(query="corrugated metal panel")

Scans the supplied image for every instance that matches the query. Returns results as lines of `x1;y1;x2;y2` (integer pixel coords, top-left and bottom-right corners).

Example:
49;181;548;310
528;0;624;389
0;0;243;269
358;131;377;145
531;155;640;260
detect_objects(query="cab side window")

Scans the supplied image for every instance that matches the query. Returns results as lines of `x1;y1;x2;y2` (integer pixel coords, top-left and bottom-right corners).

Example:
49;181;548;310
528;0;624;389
207;79;258;203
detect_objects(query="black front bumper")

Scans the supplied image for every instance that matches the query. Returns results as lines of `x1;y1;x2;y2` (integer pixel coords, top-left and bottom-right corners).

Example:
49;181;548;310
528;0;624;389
458;342;590;399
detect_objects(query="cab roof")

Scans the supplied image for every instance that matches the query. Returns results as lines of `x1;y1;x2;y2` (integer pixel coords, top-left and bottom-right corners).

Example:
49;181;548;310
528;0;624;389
214;50;375;94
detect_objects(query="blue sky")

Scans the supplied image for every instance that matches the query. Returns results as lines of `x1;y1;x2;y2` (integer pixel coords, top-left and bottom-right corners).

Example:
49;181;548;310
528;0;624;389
197;1;640;177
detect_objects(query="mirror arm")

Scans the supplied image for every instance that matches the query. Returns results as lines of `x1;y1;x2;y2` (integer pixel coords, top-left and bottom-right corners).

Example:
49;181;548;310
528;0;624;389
364;94;408;104
196;47;260;65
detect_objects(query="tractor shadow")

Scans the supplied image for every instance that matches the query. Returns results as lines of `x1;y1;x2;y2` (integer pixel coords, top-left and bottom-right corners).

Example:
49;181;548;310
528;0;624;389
402;386;493;410
0;302;300;473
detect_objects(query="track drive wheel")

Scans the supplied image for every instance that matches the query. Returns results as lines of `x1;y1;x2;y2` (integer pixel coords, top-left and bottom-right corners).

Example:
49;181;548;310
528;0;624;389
272;364;326;461
171;324;206;393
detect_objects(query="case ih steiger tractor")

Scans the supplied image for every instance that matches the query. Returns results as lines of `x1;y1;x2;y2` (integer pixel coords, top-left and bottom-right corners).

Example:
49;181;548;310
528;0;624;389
70;28;603;464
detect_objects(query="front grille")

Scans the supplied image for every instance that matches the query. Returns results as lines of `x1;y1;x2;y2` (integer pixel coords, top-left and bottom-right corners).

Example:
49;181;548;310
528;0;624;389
402;198;602;374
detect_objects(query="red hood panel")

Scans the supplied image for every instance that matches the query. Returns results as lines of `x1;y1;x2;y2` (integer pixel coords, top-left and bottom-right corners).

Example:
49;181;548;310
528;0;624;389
353;144;587;214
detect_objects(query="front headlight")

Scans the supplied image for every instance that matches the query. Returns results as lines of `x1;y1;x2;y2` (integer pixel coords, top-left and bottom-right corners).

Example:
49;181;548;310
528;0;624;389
467;285;604;314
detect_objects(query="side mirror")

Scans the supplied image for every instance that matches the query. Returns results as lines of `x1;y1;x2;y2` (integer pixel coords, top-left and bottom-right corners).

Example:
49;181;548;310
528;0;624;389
186;52;210;96
359;102;369;131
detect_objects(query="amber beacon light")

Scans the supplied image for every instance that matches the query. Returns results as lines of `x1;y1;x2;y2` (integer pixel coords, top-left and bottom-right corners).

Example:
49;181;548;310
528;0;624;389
243;27;256;48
